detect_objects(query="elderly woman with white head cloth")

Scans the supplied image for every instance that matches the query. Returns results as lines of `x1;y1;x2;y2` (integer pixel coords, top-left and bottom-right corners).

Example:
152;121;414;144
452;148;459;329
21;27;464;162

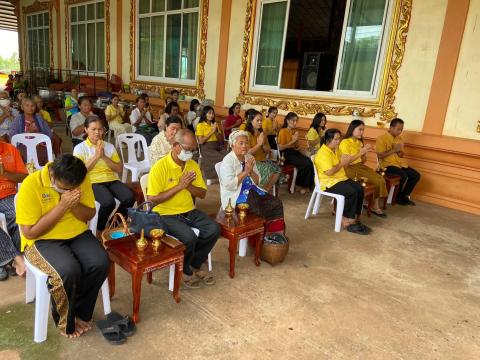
219;130;283;221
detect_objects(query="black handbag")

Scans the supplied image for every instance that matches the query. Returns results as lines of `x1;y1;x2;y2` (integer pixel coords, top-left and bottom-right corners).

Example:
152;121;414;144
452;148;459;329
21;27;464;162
127;201;166;235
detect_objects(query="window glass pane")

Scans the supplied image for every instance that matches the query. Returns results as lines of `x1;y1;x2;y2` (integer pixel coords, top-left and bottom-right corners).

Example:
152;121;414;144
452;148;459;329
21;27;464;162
27;15;32;28
97;2;104;19
167;0;181;11
87;23;96;70
255;1;287;86
78;5;85;21
96;22;105;72
28;30;34;67
338;0;387;91
184;0;199;8
87;4;95;20
32;14;37;27
181;12;198;80
44;28;50;67
139;0;150;14
71;24;78;69
151;15;165;77
71;7;77;22
31;30;38;67
39;30;45;67
38;14;43;27
152;0;165;12
138;17;151;75
44;12;49;26
77;24;86;70
165;14;181;78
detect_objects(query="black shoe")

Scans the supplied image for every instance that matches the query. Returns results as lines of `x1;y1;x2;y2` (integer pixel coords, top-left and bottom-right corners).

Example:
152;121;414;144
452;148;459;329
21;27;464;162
0;267;8;281
406;199;416;206
6;264;17;277
395;199;408;205
357;222;372;234
346;223;368;235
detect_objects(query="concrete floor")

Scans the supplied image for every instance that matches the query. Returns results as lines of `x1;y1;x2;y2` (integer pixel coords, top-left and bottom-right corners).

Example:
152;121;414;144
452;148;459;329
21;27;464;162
1;125;479;359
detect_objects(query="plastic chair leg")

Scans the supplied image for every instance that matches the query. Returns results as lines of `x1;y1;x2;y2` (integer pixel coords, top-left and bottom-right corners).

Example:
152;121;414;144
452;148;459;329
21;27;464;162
387;185;395;204
334;198;345;233
312;193;322;215
168;264;175;292
25;268;36;303
238;238;247;257
207;252;212;272
131;169;140;182
34;275;51;343
289;168;298;194
304;192;316;219
101;280;111;315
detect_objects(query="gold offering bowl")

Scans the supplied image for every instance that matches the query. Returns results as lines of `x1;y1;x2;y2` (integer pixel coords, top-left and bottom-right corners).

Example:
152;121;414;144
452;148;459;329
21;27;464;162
150;229;165;250
237;203;249;220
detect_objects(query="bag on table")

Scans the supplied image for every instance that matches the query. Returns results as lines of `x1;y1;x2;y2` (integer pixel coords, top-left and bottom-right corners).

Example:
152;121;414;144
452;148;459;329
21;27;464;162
127;201;166;235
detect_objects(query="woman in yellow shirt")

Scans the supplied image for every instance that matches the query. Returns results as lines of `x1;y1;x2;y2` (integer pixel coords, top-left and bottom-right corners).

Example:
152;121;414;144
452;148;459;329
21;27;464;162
314;129;370;235
339;120;388;217
306;112;327;155
73;116;135;232
195;105;227;179
105;94;133;139
245;109;283;192
263;106;279;149
277;112;314;194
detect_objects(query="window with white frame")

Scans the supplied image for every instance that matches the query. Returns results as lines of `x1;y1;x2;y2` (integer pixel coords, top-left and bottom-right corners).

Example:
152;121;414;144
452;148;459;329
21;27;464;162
70;1;105;72
136;0;200;83
252;0;392;98
26;12;50;69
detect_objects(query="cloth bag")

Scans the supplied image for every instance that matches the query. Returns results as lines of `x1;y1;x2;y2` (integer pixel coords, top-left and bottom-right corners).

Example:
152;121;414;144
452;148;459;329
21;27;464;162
127;201;166;235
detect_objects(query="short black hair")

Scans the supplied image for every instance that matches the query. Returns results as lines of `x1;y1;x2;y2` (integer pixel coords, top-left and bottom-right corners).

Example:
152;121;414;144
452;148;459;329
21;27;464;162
390;118;404;128
170;89;179;95
165;101;179;114
189;99;200;111
166;115;183;128
78;96;91;106
320;128;341;146
50;154;87;187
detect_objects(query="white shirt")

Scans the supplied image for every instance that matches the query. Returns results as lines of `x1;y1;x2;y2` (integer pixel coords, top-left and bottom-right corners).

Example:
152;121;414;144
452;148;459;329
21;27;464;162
130;108;152;126
70;112;87;140
218;151;261;210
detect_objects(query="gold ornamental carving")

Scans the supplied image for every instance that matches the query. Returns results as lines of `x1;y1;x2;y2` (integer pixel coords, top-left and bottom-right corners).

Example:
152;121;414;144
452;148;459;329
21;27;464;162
129;0;208;99
237;0;413;125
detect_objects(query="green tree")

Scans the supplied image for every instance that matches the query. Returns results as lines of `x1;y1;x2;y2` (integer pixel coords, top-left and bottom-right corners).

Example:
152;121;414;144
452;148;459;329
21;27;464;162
0;52;20;72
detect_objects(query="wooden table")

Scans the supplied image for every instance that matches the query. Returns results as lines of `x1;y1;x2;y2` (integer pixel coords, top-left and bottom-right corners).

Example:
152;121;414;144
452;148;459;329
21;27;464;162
363;183;376;217
105;234;185;323
213;209;265;279
383;174;401;209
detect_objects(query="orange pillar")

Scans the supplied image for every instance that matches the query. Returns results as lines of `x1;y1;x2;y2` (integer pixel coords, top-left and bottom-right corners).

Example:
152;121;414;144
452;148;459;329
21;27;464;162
215;0;232;107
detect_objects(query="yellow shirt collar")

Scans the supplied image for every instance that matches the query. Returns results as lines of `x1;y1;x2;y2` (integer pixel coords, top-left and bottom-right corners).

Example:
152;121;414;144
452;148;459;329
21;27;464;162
40;163;53;188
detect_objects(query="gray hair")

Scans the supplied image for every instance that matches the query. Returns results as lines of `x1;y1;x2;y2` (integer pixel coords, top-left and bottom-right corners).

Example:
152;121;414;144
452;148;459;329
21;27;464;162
229;130;249;147
173;128;195;145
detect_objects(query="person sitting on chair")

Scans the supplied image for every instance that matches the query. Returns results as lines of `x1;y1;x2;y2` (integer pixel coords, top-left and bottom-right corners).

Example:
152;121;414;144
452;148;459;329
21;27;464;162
73;116;134;234
130;96;157;145
306;113;327;155
314;128;370;235
158;101;182;131
70;96;94;147
0;91;18;141
147;129;220;289
376;118;420;205
149;115;183;164
64;88;79;119
263;106;279;150
340;120;387;217
105;94;133;139
0;137;28;281
219;130;283;220
33;95;63;156
17;154;110;338
223;102;243;139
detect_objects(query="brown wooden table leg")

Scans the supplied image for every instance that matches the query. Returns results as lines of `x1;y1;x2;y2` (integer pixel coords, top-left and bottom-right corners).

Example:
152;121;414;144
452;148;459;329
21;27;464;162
366;194;373;217
254;232;263;266
131;270;143;323
391;184;400;206
173;260;183;303
108;260;115;299
228;236;238;279
146;272;153;284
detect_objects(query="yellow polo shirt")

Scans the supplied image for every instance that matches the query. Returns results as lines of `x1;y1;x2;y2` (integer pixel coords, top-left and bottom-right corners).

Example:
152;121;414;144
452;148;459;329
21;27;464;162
277;128;293;145
73;138;121;184
314;144;348;191
339;137;362;165
376;132;408;168
16;164;95;251
306;128;320;152
262;117;276;135
147;152;206;216
238;122;247;131
248;132;269;161
195;121;218;142
39;109;52;123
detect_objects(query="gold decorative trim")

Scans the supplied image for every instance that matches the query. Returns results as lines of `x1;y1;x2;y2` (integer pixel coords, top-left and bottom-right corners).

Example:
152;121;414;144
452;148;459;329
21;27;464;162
64;0;110;77
129;0;208;99
237;0;413;125
22;0;55;69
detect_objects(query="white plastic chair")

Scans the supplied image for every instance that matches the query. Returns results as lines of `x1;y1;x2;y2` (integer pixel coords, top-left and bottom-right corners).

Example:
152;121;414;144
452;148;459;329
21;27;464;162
20;198;111;343
117;133;151;182
214;162;248;257
304;156;345;233
11;133;54;171
139;174;212;291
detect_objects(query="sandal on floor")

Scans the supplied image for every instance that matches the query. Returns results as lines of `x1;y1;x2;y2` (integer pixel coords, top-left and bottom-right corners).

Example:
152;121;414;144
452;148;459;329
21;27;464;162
371;209;387;218
96;321;126;345
346;223;369;235
194;270;216;286
106;311;136;337
183;275;202;289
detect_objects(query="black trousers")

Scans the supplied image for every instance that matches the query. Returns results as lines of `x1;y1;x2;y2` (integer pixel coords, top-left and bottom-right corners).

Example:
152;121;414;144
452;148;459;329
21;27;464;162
24;231;109;334
284;149;314;189
386;166;421;202
92;180;135;230
326;179;364;219
162;209;220;276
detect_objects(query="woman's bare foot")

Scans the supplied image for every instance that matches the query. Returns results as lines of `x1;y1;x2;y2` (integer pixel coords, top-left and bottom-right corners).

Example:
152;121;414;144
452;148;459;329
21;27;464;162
13;256;26;278
75;318;92;334
60;328;83;338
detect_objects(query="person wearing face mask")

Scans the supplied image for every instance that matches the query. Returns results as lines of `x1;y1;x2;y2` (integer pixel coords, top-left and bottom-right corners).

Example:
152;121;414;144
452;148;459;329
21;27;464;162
149;115;183;164
195;106;228;180
16;154;110;339
0;91;18;141
219;130;284;221
70;97;94;147
147;129;219;289
73;116;134;233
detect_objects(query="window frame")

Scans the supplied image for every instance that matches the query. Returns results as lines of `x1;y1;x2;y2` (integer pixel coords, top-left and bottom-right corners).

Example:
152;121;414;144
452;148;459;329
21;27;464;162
135;0;201;86
69;0;106;73
26;11;50;70
249;0;394;100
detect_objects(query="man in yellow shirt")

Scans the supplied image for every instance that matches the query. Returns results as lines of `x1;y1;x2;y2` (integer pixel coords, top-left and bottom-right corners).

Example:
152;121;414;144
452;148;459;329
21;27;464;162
376;118;421;205
147;129;219;288
16;155;109;338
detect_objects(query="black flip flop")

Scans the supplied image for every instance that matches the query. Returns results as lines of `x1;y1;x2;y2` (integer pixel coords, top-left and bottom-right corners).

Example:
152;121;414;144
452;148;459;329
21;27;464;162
346;223;368;235
107;311;136;337
96;321;126;345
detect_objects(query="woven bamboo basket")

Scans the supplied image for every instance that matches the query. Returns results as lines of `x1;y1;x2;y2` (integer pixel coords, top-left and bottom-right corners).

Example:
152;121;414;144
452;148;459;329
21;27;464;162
261;239;289;266
101;212;130;245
